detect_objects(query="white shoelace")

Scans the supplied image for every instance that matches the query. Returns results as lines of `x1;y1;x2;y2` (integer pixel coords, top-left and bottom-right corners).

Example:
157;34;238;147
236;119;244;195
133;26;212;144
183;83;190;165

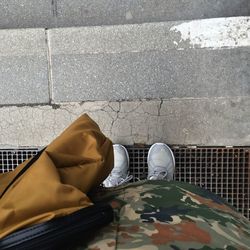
148;166;168;180
104;174;133;187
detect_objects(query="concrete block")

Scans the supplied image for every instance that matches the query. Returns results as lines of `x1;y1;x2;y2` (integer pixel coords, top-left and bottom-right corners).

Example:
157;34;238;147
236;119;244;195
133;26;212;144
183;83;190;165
0;97;249;147
50;48;249;102
0;0;54;29
56;0;250;27
0;29;49;105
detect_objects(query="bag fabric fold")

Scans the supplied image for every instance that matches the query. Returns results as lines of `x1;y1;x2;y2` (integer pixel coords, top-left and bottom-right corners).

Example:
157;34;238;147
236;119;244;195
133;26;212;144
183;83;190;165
0;114;114;239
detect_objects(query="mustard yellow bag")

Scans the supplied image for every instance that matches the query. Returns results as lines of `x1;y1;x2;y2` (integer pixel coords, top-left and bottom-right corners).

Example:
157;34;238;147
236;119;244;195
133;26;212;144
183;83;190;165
0;114;114;249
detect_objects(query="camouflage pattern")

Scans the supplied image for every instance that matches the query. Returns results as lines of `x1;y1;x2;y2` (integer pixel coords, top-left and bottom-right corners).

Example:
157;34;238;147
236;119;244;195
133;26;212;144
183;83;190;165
77;181;250;250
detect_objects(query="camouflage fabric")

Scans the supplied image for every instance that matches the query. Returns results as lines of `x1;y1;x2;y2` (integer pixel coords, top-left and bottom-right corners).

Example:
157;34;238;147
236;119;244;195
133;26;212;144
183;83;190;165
77;181;250;250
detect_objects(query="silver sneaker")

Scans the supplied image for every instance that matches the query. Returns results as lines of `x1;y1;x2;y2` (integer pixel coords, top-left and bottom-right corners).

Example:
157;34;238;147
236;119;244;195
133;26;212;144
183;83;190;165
147;143;175;181
103;144;133;187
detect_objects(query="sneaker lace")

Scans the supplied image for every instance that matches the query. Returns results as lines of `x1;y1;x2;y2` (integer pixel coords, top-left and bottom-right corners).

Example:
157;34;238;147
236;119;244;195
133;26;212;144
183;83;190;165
148;166;168;180
105;173;133;187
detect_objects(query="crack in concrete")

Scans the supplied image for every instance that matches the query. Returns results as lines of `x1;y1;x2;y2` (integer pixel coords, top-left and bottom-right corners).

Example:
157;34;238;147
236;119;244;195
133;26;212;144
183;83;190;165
108;102;121;135
0;96;248;109
0;97;249;146
158;99;163;116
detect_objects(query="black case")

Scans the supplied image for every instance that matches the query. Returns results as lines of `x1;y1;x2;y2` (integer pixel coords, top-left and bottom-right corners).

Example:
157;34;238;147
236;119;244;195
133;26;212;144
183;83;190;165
0;203;113;250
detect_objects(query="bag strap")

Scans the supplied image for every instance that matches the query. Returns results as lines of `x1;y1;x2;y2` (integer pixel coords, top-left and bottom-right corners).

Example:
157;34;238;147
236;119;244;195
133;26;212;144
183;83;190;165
0;148;46;199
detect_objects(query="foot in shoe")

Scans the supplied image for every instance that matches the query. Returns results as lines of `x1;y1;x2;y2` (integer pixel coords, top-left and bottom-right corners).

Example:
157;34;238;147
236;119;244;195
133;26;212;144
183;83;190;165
103;144;133;187
147;143;175;181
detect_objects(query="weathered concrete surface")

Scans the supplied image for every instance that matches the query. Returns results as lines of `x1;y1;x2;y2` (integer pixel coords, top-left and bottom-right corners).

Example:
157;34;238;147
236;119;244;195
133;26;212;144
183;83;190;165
49;17;250;53
0;97;249;147
0;0;248;29
0;0;54;29
49;17;250;102
56;0;250;27
0;29;49;105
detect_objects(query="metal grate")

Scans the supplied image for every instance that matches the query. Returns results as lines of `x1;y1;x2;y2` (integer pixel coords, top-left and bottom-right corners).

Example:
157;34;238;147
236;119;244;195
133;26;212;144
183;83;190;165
0;146;249;220
0;149;39;173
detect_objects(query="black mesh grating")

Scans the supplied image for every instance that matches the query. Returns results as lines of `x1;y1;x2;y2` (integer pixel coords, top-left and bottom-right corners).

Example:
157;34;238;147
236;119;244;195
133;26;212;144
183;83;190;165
0;146;249;220
0;149;38;173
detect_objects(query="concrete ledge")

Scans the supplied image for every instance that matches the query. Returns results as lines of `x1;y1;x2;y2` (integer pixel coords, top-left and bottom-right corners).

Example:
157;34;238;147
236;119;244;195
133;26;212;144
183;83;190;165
49;17;250;53
0;29;49;105
56;0;250;27
48;17;250;102
0;0;249;29
0;97;249;147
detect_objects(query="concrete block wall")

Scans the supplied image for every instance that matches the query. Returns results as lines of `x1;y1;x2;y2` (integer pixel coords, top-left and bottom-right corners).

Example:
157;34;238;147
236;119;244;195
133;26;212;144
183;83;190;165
0;16;249;147
1;17;249;105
